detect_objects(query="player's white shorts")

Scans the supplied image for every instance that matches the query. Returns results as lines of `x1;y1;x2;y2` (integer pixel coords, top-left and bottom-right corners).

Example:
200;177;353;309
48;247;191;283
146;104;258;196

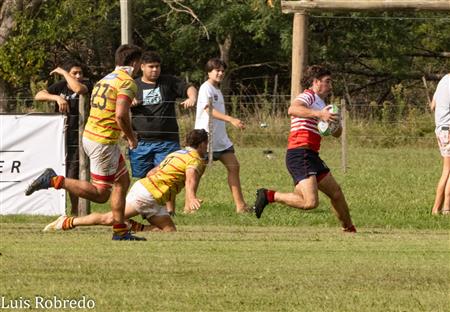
126;180;169;219
82;137;128;189
436;127;450;157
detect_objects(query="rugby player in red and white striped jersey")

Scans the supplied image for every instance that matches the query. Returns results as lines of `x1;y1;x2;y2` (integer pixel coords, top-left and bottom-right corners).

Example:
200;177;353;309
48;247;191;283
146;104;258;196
253;65;356;233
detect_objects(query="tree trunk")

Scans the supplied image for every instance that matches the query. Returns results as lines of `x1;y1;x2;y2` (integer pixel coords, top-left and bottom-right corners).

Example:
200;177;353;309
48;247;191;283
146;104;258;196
0;0;43;111
0;0;17;45
0;0;16;111
218;34;232;97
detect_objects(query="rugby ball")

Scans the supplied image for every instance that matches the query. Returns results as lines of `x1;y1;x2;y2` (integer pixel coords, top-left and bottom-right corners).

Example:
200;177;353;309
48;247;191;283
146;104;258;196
318;105;340;136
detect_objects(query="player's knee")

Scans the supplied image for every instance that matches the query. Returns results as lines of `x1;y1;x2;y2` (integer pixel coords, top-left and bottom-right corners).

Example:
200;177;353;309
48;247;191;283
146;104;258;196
89;185;110;203
303;198;319;210
161;220;176;232
96;192;110;203
162;225;176;232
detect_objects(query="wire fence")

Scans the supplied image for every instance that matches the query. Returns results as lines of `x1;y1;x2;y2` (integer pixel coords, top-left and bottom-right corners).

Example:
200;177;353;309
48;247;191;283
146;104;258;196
3;95;436;144
1;95;438;214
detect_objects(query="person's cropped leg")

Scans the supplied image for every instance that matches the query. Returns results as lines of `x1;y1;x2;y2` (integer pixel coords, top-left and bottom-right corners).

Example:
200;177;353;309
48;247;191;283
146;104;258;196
433;156;450;214
146;215;176;232
318;173;355;231
275;176;319;209
219;152;248;212
110;170;130;226
72;201;141;228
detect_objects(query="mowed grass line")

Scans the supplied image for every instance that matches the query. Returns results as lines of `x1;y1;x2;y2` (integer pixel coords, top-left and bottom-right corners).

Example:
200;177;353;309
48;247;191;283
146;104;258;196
0;223;448;312
1;145;449;311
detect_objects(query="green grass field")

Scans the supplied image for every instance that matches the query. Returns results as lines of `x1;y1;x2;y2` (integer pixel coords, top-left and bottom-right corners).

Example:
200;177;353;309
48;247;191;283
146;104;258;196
1;144;449;311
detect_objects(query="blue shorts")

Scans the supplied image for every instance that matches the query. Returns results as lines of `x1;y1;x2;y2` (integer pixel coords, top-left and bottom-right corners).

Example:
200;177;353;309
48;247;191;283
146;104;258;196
129;140;180;178
285;148;330;185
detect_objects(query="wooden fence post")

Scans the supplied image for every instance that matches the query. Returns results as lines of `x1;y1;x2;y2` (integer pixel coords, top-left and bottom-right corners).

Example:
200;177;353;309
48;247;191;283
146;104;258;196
340;98;347;173
272;74;278;114
120;0;133;44
290;11;308;101
78;95;90;216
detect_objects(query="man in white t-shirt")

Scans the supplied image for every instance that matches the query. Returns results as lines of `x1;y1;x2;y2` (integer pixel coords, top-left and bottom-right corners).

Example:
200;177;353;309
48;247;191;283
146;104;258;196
194;58;249;213
430;74;450;215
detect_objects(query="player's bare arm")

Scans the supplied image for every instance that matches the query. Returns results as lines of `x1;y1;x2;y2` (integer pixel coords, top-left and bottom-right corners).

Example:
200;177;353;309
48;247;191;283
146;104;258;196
165;199;175;215
116;98;138;149
34;90;70;113
131;97;139;107
331;124;342;137
288;99;336;122
206;105;245;129
430;98;436;112
184;168;202;213
180;86;198;109
50;67;88;95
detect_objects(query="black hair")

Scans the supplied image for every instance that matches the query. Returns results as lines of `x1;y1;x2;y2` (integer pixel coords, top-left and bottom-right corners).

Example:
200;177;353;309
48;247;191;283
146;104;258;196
115;44;143;66
141;51;162;64
62;60;82;72
205;58;227;73
301;65;332;88
185;129;208;148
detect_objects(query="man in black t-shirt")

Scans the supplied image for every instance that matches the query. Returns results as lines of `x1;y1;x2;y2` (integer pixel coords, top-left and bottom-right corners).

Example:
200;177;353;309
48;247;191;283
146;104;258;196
34;61;91;215
130;51;198;214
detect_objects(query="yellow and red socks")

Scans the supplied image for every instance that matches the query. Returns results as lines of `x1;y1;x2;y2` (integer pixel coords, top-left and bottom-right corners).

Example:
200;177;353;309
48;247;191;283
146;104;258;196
62;216;75;230
51;176;65;189
128;219;145;232
266;189;276;203
113;223;128;236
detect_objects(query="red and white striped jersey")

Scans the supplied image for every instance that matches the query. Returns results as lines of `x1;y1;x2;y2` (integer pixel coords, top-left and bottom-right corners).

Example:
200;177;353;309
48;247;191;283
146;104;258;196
287;89;326;152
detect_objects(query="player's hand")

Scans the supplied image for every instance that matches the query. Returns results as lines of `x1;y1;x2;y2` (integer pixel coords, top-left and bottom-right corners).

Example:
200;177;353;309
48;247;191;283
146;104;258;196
131;98;140;107
180;98;196;109
184;198;202;213
429;99;436;112
56;97;69;113
230;117;245;129
127;136;138;150
319;106;338;122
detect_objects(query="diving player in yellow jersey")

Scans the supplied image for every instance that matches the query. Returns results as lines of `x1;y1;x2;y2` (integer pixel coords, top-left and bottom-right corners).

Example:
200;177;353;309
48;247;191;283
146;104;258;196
26;44;145;240
42;129;208;233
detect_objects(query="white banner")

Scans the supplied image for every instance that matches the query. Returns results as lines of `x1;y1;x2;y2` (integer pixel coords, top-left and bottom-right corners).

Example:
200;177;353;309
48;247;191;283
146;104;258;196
0;114;66;215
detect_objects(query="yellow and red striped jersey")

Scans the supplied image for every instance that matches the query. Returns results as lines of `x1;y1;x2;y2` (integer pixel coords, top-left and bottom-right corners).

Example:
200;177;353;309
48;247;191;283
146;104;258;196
140;147;205;205
83;68;137;144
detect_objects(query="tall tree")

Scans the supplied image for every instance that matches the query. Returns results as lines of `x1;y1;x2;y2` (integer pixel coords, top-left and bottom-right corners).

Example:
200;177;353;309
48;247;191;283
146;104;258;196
134;0;292;95
0;0;119;111
0;0;43;111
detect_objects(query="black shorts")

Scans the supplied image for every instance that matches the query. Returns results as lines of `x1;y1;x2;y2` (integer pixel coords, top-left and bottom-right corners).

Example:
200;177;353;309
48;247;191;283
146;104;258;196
285;148;330;185
207;145;235;161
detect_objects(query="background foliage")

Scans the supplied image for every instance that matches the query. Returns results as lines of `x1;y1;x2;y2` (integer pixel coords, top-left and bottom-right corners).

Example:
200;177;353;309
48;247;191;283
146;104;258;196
0;0;449;110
